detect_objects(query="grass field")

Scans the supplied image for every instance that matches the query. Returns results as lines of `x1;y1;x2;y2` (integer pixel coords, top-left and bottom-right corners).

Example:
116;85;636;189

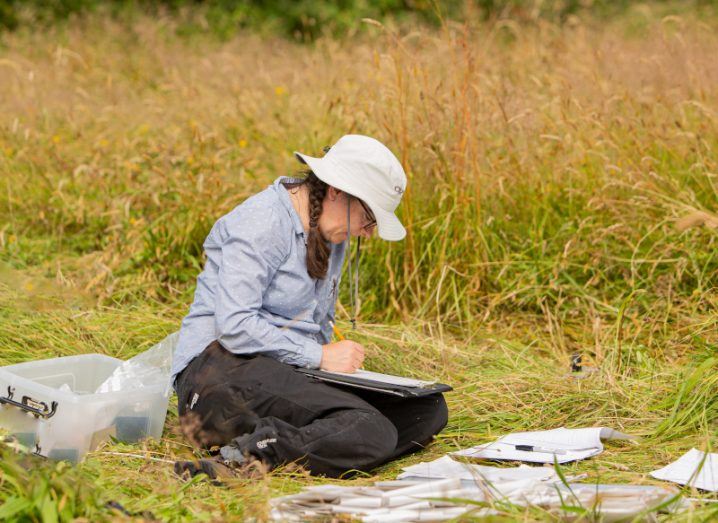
1;5;717;521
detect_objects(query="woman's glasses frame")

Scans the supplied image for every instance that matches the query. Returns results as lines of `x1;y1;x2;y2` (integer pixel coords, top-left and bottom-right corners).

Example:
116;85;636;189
356;198;377;231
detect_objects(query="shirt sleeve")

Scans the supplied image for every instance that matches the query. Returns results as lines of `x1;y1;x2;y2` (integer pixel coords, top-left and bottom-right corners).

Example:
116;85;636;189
213;209;323;368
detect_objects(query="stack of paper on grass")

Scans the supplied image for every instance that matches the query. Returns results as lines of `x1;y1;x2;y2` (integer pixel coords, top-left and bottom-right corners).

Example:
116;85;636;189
519;483;680;523
397;455;559;484
270;477;487;522
452;427;633;464
396;456;679;520
270;472;680;522
650;448;718;492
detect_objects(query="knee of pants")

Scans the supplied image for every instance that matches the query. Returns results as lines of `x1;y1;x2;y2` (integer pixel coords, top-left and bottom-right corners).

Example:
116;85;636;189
352;410;399;466
178;389;257;449
418;394;449;442
431;394;449;435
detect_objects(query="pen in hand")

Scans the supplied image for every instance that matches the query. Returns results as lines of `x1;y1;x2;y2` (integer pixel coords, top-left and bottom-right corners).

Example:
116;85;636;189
330;320;346;341
328;321;365;371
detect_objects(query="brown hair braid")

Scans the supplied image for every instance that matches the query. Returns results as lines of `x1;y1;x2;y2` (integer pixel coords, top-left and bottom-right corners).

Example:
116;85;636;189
303;171;330;279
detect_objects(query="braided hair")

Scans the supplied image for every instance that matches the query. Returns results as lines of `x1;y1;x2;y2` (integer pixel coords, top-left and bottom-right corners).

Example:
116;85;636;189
303;171;330;279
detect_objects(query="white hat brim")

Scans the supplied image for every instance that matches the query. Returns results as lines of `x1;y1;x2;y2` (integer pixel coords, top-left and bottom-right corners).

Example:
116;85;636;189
294;152;406;241
368;203;406;241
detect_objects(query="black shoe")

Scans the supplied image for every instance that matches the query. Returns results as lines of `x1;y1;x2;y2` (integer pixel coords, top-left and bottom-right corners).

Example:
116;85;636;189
173;455;266;484
174;457;238;482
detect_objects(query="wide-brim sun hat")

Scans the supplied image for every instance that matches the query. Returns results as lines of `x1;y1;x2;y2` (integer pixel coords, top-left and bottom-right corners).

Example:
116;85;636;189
294;135;407;241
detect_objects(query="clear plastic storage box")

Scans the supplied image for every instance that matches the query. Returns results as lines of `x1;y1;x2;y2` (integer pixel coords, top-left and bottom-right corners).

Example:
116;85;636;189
0;335;176;462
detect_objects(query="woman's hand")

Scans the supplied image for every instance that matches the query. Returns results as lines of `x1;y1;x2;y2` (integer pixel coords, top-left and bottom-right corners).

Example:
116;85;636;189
320;340;365;373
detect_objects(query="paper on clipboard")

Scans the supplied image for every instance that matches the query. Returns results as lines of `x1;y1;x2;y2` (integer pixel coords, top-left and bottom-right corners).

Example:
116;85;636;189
324;369;436;388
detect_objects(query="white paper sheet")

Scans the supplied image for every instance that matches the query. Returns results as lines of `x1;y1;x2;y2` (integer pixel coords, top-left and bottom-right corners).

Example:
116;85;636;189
650;448;718;492
270;476;482;522
397;455;558;483
452;427;633;464
324;369;436;388
270;468;680;522
380;477;462;499
361;506;475;523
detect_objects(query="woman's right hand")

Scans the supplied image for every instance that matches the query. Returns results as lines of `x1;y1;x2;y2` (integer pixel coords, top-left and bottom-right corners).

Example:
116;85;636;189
320;340;365;373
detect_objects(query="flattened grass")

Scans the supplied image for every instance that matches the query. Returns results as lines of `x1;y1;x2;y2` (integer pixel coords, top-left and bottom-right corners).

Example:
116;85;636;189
0;272;716;520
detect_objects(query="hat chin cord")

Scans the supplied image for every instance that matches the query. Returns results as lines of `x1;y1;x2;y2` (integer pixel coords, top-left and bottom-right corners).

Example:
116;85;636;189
346;198;361;331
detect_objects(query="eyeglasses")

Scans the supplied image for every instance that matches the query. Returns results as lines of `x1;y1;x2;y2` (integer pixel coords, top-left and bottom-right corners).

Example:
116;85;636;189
356;198;377;231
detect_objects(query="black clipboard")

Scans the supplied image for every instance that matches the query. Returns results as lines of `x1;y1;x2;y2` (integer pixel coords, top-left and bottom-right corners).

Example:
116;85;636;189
298;369;452;398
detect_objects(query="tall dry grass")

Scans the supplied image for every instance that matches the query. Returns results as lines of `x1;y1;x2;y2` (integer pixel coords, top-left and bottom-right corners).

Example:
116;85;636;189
2;12;716;364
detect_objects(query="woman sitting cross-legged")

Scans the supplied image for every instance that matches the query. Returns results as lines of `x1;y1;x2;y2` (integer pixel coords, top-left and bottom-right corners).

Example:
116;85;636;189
172;135;448;480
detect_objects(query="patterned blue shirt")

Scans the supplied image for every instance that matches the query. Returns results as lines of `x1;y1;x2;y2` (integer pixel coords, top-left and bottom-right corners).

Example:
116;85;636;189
170;176;346;383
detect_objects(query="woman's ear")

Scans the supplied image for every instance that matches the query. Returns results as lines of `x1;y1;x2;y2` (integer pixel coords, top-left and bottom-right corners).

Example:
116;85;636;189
327;186;342;201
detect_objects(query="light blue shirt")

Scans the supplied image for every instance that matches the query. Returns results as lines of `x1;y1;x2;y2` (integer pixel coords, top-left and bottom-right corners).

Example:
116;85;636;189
170;176;346;384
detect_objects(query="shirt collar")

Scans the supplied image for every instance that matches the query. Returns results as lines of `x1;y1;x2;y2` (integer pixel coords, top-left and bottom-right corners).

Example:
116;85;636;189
273;176;307;238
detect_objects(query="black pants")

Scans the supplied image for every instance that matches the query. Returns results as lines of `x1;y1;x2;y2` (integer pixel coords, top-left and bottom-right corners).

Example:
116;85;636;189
175;341;448;478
